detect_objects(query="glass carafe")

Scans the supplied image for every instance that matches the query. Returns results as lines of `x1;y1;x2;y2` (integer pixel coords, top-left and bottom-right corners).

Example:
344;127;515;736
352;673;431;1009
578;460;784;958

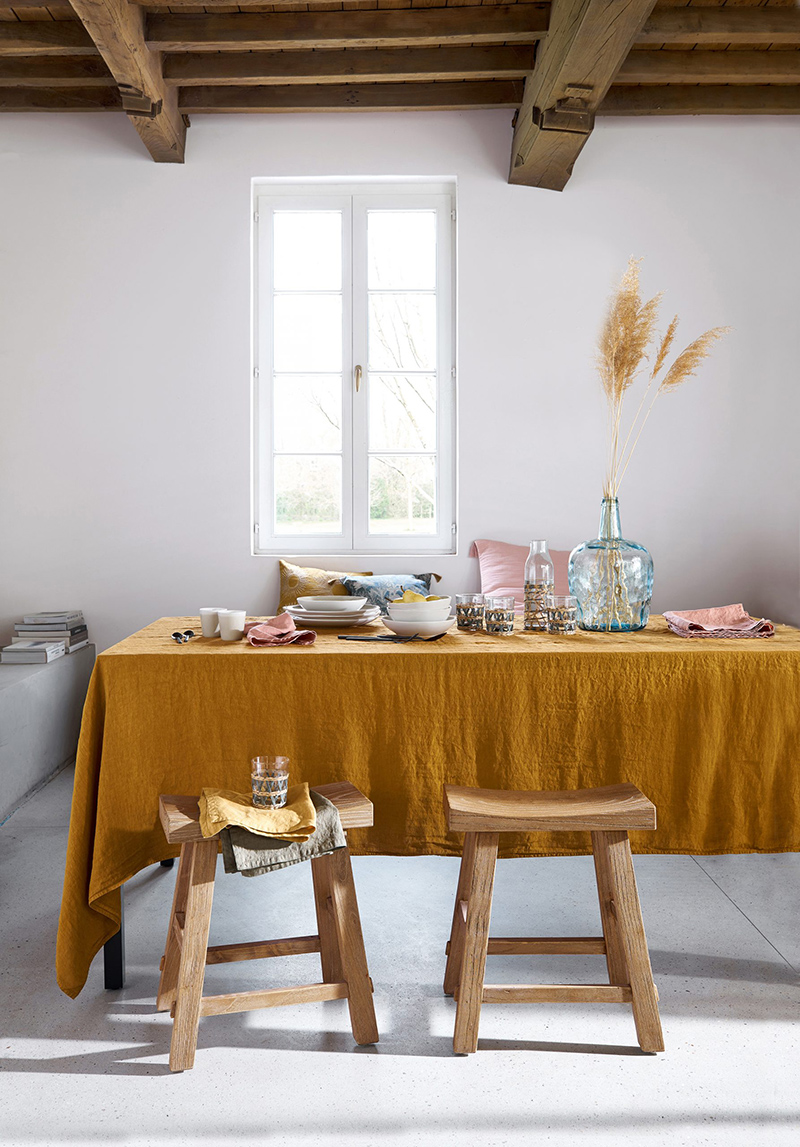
524;540;555;632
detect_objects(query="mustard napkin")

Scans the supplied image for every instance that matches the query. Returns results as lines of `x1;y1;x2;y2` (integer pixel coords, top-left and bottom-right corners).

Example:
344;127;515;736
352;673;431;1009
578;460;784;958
199;782;316;841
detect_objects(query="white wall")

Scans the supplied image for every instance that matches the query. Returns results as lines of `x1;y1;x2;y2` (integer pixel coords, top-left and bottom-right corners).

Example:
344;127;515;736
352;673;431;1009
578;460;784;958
1;110;798;651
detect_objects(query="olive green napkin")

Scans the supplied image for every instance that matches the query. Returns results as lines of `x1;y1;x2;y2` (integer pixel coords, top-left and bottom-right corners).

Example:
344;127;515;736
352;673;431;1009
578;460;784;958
220;789;346;877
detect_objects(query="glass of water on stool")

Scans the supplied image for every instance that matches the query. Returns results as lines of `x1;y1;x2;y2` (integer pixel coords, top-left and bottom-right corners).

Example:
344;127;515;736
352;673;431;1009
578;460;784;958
546;595;579;635
251;756;290;808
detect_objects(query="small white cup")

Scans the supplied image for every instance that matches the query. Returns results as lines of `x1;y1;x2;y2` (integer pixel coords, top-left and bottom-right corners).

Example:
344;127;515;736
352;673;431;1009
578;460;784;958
199;607;226;638
218;609;247;642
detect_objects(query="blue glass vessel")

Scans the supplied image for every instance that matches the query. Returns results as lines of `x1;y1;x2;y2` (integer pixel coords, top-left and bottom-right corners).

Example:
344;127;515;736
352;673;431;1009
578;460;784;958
568;497;653;632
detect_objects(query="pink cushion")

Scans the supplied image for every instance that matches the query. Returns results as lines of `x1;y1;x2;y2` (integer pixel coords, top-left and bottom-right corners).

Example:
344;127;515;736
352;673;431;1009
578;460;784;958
470;539;570;609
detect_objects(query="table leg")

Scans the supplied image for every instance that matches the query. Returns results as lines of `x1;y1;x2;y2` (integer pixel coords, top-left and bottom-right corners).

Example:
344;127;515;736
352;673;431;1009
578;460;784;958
103;888;125;990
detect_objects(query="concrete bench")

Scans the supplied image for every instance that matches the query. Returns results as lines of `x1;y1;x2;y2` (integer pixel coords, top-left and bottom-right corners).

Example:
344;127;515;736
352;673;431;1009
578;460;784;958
0;644;95;821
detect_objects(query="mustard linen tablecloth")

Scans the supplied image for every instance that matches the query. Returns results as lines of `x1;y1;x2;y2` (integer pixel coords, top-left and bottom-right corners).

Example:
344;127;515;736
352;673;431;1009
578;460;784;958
57;615;800;998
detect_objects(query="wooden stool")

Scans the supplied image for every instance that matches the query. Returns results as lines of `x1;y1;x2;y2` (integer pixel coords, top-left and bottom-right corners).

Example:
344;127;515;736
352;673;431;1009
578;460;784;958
157;781;379;1071
443;782;664;1056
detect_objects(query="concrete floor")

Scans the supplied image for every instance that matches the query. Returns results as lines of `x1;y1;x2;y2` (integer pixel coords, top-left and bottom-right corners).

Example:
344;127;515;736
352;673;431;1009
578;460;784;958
1;767;798;1147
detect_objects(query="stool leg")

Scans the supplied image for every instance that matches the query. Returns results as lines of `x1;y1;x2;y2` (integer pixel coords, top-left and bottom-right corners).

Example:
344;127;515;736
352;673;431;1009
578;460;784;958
595;830;664;1054
311;854;344;984
443;832;477;996
591;830;630;988
453;832;498;1056
169;840;217;1072
157;844;192;1012
326;848;379;1046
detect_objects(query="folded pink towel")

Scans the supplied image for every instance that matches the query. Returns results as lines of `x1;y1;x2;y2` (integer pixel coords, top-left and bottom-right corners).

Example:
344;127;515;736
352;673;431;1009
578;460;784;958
664;604;774;639
245;614;316;647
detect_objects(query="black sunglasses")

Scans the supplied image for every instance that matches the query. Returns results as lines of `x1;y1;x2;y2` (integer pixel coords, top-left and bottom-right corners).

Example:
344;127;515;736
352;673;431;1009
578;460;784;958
171;630;195;644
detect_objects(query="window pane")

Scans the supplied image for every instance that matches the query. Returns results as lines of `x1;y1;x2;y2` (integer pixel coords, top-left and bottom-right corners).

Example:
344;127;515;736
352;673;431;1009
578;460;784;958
274;375;342;453
369;374;436;452
368;211;436;290
368;293;436;372
274;294;342;373
274;455;342;535
273;211;341;292
369;454;436;535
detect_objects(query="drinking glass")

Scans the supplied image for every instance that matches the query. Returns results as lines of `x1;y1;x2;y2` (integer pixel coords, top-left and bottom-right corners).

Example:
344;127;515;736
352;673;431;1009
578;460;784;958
251;756;290;808
456;593;484;632
484;596;515;636
546;595;579;636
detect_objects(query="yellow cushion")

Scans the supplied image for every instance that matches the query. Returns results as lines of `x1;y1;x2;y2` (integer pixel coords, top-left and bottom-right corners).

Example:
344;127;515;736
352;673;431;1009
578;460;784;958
278;560;374;613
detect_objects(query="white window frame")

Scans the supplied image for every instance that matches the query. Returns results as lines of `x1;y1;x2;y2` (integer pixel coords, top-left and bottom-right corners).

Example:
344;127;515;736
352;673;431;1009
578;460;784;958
252;179;456;556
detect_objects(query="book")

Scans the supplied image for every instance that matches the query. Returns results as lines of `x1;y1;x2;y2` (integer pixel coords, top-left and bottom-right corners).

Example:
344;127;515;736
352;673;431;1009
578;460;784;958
14;625;88;639
1;641;66;664
14;624;87;637
11;634;85;650
22;611;84;626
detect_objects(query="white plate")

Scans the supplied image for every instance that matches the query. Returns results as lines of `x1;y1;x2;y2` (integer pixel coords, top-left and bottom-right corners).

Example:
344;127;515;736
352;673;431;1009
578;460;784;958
381;616;457;638
286;605;378;620
285;606;379;629
296;596;367;613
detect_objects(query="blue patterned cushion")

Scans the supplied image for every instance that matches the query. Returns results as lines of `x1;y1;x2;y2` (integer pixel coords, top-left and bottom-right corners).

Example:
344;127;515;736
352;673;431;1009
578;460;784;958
339;573;438;615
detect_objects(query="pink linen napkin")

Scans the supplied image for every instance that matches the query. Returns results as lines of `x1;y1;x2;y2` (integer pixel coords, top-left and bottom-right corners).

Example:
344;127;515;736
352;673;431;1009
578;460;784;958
245;614;316;647
663;604;774;639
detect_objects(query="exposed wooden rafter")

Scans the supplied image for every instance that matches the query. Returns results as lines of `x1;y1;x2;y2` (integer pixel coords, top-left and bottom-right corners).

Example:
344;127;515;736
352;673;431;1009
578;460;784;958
602;86;800;117
68;0;186;162
0;56;115;88
179;81;524;114
164;45;534;88
0;87;121;111
509;0;658;192
636;8;800;47
146;7;550;53
0;23;96;56
619;51;800;87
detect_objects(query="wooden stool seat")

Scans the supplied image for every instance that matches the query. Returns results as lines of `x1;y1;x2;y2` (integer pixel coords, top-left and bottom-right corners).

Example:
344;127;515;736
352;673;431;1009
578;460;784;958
444;782;656;834
157;782;378;1071
443;781;664;1056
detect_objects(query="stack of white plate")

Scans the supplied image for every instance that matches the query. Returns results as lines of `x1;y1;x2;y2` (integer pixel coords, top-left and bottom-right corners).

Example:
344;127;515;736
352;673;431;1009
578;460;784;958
285;596;380;629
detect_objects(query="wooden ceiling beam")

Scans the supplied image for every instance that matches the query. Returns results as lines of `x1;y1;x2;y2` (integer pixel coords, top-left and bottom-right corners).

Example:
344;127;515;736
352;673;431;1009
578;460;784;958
619;51;800;86
0;23;97;56
178;80;524;113
69;0;185;162
165;45;534;87
0;86;121;110
0;55;115;87
147;7;550;53
636;8;800;47
509;0;658;192
601;85;800;116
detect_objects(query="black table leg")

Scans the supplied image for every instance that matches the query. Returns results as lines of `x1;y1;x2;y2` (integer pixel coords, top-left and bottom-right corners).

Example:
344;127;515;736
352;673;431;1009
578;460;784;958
160;858;175;868
103;886;125;990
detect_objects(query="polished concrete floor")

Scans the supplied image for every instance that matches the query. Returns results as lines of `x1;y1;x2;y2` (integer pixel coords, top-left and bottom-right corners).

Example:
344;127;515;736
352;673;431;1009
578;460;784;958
1;766;798;1147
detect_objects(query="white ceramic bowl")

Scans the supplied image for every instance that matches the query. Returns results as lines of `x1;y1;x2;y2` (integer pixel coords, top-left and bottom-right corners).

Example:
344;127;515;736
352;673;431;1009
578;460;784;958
387;596;451;612
386;605;452;622
296;595;367;613
381;616;457;638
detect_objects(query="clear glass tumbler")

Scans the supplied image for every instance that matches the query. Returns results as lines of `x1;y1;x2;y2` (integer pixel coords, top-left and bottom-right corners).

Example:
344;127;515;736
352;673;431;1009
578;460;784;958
484;595;515;636
546;595;579;636
456;593;485;632
251;756;290;808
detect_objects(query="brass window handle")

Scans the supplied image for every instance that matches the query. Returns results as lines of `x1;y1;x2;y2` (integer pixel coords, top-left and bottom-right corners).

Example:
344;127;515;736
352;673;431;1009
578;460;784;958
355;364;363;393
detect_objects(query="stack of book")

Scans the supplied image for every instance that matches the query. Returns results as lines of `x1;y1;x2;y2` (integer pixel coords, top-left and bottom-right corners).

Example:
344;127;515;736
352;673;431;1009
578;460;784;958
1;611;89;664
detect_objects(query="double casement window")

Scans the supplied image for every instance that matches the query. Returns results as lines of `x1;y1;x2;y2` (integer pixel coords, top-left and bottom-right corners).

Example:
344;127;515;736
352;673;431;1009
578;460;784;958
252;180;456;555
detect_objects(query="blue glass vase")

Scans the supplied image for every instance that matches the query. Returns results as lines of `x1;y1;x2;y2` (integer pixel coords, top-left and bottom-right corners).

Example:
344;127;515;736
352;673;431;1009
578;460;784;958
568;497;653;632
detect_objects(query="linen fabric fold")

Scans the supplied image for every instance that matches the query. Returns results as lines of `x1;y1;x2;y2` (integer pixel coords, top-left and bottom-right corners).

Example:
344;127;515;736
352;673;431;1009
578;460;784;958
664;604;774;639
246;614;316;647
220;789;346;877
199;782;316;841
